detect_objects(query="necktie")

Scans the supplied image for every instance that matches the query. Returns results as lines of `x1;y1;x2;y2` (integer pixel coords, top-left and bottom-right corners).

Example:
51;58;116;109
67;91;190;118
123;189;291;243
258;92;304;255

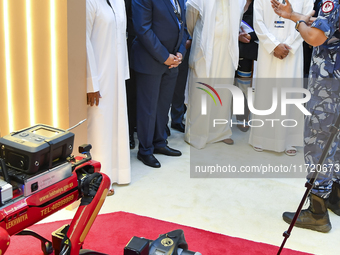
174;0;181;15
170;0;182;29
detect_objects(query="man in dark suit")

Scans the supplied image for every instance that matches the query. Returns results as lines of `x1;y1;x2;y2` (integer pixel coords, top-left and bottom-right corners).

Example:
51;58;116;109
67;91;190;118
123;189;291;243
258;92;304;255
132;0;187;168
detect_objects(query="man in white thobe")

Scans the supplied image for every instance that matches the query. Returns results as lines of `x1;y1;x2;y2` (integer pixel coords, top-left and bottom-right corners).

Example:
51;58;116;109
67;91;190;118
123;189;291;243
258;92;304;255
184;0;246;149
86;0;131;189
249;0;313;155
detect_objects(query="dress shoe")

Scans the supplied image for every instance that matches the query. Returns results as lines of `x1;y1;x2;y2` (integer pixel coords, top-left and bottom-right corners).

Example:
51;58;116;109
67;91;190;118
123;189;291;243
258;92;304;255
171;122;185;133
154;146;182;156
129;135;135;149
137;152;161;168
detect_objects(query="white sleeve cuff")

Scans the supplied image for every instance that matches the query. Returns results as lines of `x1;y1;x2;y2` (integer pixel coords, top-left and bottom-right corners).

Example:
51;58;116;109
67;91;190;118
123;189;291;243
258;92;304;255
87;76;99;93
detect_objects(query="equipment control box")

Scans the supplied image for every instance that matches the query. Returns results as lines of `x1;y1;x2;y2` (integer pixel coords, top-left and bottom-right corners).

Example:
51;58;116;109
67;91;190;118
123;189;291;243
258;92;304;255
0;124;74;174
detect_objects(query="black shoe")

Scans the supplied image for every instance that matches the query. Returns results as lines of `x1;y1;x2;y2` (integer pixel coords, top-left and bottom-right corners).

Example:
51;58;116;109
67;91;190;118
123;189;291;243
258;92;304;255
282;193;331;233
154;146;182;156
328;182;340;216
171;123;185;133
129;135;135;150
137;152;161;168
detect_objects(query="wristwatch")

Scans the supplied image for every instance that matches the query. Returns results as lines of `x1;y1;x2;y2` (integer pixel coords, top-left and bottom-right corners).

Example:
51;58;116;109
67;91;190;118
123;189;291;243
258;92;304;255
295;20;307;31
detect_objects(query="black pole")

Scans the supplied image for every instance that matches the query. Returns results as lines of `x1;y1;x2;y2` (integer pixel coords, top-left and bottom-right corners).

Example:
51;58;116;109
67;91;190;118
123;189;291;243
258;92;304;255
277;113;340;255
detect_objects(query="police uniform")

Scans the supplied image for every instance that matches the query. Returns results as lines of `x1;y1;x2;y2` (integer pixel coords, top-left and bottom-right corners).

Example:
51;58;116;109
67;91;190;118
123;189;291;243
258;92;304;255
304;0;340;198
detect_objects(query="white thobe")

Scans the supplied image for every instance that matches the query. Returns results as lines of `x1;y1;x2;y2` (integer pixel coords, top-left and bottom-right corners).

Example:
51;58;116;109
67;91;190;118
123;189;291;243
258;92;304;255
248;0;313;152
86;0;130;185
184;0;245;149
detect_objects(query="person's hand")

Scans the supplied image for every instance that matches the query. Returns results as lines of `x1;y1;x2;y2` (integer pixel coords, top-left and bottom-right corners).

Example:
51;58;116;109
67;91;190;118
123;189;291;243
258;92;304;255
169;52;183;68
271;0;294;19
87;91;101;106
176;52;183;61
273;43;291;60
164;54;179;68
239;27;251;43
165;53;182;69
185;39;192;50
272;0;315;24
308;16;316;26
164;54;176;66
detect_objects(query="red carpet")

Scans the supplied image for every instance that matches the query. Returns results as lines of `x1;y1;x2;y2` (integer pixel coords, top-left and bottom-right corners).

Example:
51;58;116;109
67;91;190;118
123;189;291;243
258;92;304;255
5;211;311;255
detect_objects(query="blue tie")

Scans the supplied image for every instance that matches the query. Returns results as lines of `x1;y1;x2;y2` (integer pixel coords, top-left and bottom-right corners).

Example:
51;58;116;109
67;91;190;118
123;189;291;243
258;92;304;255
170;0;181;29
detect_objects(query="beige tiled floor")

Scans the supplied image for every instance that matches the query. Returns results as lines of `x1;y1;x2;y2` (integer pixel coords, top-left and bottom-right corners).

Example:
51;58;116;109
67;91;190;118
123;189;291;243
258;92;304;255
42;125;340;255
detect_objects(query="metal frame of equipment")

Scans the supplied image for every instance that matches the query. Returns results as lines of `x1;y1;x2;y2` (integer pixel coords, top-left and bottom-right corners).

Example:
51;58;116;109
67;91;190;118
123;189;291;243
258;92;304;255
0;125;110;255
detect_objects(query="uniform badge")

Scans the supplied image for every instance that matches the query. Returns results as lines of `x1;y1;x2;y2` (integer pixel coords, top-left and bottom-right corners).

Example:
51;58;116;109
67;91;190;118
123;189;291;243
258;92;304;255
321;1;334;13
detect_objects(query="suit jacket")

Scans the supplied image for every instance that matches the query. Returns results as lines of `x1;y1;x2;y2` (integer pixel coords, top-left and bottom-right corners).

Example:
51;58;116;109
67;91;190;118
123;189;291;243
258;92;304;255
131;0;187;75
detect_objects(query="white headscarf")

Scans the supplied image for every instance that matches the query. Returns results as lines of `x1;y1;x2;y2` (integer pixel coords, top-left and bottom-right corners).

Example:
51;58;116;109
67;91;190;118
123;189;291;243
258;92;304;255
187;0;246;76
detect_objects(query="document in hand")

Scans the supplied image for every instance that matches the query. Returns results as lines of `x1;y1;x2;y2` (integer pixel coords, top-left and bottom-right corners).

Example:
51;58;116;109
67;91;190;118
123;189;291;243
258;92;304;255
239;20;254;34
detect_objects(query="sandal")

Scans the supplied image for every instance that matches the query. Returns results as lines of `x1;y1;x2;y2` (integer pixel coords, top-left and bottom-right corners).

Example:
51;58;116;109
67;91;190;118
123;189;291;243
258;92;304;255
222;138;234;145
253;146;263;152
285;146;297;156
107;188;115;197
